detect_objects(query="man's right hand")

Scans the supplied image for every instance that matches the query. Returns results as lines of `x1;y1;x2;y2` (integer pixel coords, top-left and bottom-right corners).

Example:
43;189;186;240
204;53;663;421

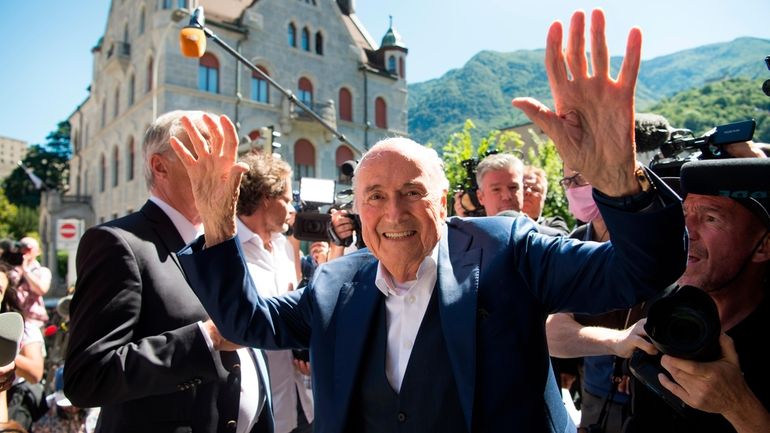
169;114;249;247
202;319;242;352
330;209;355;241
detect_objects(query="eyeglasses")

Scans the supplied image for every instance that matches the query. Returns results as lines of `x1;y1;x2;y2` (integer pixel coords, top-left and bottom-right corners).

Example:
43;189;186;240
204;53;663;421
559;172;589;189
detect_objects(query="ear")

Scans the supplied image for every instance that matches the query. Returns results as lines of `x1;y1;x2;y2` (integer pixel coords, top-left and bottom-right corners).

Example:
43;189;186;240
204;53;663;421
752;231;770;264
476;188;486;206
150;153;169;180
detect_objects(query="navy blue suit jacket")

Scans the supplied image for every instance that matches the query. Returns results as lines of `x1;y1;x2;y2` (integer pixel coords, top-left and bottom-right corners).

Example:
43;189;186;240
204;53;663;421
179;195;686;433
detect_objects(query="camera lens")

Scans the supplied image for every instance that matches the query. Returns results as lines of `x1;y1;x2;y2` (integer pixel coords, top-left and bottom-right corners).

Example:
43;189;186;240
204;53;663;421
644;285;721;361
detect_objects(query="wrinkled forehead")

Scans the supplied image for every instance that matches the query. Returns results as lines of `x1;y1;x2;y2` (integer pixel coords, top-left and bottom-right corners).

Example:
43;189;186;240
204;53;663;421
357;149;431;186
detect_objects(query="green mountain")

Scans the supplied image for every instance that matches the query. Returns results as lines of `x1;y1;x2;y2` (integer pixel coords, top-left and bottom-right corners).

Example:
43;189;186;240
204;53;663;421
408;37;770;145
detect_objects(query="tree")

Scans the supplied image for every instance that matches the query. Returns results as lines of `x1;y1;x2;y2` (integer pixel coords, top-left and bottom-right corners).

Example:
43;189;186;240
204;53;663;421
3;121;72;208
0;188;18;238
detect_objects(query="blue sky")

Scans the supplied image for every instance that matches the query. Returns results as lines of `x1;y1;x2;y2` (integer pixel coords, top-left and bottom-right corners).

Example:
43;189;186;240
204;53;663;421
1;0;768;146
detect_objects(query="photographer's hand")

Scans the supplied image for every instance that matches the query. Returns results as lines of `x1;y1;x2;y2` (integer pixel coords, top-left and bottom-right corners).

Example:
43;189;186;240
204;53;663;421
453;191;467;217
330;209;355;240
724;141;767;159
611;318;657;359
513;9;642;197
659;334;770;432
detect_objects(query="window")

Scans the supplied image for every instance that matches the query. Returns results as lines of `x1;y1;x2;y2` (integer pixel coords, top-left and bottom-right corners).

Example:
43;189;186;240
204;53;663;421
251;66;269;103
375;97;387;129
294;139;315;180
146;57;153;93
177;0;187;8
315;32;323;55
301;27;310;51
123;23;129;43
336;145;354;183
399;57;405;79
298;77;313;105
139;7;145;34
100;154;106;192
198;53;219;93
338;87;352;121
114;87;120;118
162;0;171;9
387;56;397;75
128;74;135;106
288;23;297;47
112;146;120;187
127;137;135;181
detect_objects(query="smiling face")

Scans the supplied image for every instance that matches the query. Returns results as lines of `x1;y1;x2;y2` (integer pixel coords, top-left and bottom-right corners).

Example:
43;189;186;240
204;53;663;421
354;144;447;282
679;194;767;291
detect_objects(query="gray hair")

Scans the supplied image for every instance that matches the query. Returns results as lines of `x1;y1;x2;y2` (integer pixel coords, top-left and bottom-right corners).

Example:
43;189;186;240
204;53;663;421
142;110;213;189
353;137;450;195
476;153;524;187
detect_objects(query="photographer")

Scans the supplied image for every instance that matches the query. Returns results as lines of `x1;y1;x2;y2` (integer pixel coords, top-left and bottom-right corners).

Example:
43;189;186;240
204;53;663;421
236;151;314;433
547;156;770;433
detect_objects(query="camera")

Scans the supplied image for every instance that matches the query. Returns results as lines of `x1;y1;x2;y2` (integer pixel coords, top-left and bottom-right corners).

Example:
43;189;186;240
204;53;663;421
0;239;26;267
628;285;721;416
454;149;499;217
649;119;755;177
762;56;770;97
292;177;337;242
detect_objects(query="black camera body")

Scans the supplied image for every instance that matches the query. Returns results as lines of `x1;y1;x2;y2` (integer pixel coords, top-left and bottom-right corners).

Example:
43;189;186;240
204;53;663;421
649;119;755;177
628;285;721;416
454;149;499;217
0;239;26;267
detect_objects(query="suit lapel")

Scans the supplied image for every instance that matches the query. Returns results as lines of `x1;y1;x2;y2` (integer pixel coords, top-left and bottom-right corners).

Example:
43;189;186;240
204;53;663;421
437;224;480;432
140;200;186;273
333;260;381;428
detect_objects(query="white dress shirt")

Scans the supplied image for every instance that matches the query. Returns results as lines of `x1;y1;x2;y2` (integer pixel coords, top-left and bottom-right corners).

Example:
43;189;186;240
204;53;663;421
150;196;264;433
238;219;315;433
374;245;439;393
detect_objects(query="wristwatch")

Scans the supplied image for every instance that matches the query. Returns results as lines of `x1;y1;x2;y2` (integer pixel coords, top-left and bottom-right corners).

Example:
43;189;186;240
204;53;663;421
594;164;657;211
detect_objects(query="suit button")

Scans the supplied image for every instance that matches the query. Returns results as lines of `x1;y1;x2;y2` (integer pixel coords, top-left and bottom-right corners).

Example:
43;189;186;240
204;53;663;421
231;363;241;372
226;420;237;429
397;412;407;423
193;378;202;385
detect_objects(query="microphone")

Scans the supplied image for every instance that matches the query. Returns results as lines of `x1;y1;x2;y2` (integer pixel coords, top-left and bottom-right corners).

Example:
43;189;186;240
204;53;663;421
179;6;207;58
635;112;673;153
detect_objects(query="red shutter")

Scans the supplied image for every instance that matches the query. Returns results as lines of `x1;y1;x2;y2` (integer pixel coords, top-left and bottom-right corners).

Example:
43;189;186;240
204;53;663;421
339;88;352;121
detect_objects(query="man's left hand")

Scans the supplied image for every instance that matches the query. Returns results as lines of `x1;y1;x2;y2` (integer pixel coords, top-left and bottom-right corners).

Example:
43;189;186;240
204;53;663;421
513;9;642;197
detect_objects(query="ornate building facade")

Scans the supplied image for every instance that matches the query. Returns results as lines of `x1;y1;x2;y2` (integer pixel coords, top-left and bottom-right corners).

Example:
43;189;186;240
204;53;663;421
43;0;408;292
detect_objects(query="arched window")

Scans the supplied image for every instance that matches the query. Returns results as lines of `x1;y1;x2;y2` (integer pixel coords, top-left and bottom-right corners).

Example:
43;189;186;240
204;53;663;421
139;7;145;34
288;23;297;47
128;74;135;106
301;27;310;51
112;146;120;187
198;53;219;93
298;77;313;105
100;154;106;192
127;137;135;181
335;145;355;183
315;32;323;55
294;139;315;180
251;66;270;103
123;23;129;43
338;87;352;121
387;55;397;74
114;87;120;118
375;97;388;129
146;56;153;93
399;57;405;79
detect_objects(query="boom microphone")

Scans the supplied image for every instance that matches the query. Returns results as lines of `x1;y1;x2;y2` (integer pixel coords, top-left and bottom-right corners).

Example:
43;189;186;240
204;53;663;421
179;6;206;58
635;112;673;153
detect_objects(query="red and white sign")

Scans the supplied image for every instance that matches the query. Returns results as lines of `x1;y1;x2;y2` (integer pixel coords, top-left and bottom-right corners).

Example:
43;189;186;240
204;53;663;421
57;219;83;249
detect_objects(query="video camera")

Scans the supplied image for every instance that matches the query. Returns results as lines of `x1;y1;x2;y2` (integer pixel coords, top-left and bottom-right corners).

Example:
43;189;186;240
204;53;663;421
292;177;337;242
454;149;499;217
649;119;755;177
628;285;722;416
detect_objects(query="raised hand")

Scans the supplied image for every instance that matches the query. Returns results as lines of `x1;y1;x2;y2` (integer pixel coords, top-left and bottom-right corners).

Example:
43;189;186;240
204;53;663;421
513;9;642;197
169;114;249;247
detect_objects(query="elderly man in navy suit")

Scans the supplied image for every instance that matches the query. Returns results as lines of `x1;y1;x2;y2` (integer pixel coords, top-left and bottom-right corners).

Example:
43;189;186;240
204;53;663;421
172;9;687;433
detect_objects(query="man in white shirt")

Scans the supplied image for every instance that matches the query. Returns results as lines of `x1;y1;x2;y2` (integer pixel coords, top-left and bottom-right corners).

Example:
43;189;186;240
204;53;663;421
236;152;314;433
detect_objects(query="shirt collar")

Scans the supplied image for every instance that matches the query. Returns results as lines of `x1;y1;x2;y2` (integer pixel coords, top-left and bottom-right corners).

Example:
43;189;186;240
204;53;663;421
236;218;284;251
375;244;439;297
149;195;203;244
